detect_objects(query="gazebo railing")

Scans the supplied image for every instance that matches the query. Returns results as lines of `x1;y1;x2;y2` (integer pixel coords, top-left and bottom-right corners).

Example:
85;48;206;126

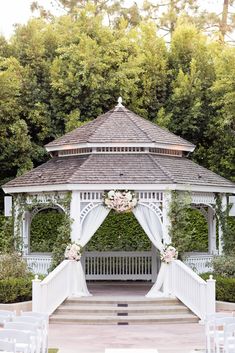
24;251;214;276
183;253;214;274
82;251;154;280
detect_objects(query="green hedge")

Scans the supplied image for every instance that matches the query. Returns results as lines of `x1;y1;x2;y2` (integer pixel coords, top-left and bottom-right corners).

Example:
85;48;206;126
0;277;32;303
86;210;151;251
201;273;235;302
30;210;64;252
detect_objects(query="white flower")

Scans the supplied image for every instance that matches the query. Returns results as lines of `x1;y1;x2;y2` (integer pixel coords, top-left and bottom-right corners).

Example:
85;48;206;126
108;190;115;199
125;192;133;201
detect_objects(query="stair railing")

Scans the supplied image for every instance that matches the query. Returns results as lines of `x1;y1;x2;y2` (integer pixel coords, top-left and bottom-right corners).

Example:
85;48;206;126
169;259;215;321
32;260;71;315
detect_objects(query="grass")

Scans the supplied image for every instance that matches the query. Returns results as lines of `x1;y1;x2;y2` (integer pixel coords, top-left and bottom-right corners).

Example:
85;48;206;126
48;349;59;353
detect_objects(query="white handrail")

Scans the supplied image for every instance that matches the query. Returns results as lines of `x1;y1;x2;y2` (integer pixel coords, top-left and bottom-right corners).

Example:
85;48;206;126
33;260;71;315
170;260;215;321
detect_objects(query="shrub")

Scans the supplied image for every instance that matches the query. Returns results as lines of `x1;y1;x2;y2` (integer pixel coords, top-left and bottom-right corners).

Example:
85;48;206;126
212;256;235;278
0;277;32;303
201;273;235;302
0;253;31;280
0;215;14;253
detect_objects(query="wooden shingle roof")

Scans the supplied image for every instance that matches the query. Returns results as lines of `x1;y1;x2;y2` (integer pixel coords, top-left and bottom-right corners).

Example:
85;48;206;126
45;106;195;150
4;154;234;188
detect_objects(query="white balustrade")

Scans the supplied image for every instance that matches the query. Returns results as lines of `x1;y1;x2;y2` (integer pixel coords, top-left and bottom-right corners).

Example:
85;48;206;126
83;251;153;280
33;260;71;314
23;254;52;275
183;253;214;274
170;260;215;321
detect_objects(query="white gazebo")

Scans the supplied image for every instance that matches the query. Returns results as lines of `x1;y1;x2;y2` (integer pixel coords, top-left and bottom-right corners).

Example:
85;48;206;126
3;99;235;319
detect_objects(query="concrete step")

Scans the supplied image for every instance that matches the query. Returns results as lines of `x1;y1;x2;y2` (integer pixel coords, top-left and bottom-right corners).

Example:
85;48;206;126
50;313;198;325
65;296;181;306
55;304;190;315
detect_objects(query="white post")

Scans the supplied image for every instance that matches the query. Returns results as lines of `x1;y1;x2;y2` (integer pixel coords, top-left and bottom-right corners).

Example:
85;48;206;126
32;275;42;312
218;195;227;255
208;207;217;254
70;191;81;242
151;244;158;283
162;191;171;244
22;211;31;255
206;275;216;316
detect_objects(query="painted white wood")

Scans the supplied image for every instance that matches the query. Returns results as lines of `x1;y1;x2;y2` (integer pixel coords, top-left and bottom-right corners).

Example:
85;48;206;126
229;196;235;216
162;192;171;244
170;260;215;320
46;141;195;153
83;251;153;281
183;253;214;273
4;183;234;194
24;254;52;275
208;207;217;255
219;195;227;255
70;191;81;242
4;196;12;217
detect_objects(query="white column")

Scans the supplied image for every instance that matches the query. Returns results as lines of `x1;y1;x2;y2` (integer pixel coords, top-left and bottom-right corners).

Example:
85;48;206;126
22;211;31;255
162;191;171;244
208;207;217;254
218;195;227;255
70;191;81;243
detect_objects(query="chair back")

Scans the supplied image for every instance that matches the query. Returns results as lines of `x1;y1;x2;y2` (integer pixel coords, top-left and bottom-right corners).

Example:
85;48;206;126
0;339;16;353
4;322;38;334
0;329;31;344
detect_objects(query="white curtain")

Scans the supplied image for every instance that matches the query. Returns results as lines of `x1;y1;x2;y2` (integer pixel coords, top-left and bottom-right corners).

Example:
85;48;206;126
71;204;110;297
133;204;170;298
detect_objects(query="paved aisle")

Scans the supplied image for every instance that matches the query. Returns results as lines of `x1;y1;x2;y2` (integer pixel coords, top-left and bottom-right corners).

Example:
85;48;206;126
48;322;205;353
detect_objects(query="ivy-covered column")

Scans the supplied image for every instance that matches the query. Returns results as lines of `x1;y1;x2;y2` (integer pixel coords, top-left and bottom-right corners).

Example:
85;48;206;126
162;191;171;244
22;210;31;255
70;191;81;242
218;194;227;255
208;207;217;254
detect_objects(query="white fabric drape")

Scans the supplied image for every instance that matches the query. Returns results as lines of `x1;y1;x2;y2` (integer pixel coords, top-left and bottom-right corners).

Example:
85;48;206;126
72;204;110;297
133;204;170;298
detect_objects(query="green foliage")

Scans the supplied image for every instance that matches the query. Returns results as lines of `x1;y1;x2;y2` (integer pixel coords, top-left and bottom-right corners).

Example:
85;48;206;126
0;216;14;253
30;210;64;252
201;273;235;303
212;256;235;278
86;210;151;251
0;277;32;303
50;214;72;270
0;253;31;280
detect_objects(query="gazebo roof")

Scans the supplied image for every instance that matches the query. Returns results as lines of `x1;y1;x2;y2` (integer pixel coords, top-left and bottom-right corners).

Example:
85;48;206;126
45;105;195;152
4;153;234;188
3;100;235;193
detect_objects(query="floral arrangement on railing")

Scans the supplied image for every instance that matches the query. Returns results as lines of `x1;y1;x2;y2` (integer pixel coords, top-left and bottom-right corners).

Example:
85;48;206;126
64;243;82;261
103;190;138;213
160;245;178;263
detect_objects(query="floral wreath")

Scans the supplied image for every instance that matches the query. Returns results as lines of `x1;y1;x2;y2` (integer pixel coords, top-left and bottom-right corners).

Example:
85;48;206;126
160;244;178;264
64;242;82;261
103;190;138;213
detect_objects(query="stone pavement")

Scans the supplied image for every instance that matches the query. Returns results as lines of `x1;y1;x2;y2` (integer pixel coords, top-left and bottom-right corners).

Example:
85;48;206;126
48;282;206;353
48;322;206;353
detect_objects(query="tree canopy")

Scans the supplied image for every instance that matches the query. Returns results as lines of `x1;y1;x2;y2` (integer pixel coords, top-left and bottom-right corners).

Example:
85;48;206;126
0;0;235;212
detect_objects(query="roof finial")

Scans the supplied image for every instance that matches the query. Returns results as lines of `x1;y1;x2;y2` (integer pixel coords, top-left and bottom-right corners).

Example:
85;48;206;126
117;96;123;107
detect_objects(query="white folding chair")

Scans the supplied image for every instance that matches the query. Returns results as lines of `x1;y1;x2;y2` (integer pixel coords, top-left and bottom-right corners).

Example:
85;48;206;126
214;317;235;353
224;323;235;353
0;329;33;353
205;313;233;353
4;322;40;353
12;317;47;353
0;311;15;326
0;339;16;353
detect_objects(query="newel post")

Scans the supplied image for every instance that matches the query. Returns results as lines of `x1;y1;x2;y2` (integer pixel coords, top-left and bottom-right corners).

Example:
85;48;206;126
32;275;42;312
206;275;216;316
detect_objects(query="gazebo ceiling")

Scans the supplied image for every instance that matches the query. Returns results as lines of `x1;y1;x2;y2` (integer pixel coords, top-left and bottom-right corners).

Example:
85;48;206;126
45;105;195;152
4;153;234;188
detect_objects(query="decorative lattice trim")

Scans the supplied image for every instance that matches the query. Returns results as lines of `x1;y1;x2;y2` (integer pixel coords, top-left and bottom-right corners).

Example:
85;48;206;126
59;148;92;156
149;148;182;156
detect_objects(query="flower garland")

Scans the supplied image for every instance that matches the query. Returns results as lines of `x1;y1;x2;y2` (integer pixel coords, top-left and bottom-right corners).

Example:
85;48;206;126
64;242;82;261
160;245;178;263
103;190;138;213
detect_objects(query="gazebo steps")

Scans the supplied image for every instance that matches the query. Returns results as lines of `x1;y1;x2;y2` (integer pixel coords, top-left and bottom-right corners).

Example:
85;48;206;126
50;296;199;325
